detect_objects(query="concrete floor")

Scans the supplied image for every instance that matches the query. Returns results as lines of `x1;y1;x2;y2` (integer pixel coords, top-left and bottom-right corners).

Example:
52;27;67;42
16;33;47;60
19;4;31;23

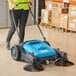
0;25;76;76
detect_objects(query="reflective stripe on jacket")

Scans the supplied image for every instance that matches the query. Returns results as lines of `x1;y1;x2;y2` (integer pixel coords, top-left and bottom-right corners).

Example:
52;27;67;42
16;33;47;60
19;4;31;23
9;0;30;10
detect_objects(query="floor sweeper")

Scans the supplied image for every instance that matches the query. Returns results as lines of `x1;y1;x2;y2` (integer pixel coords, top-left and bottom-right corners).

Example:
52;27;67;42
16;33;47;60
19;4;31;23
11;2;74;72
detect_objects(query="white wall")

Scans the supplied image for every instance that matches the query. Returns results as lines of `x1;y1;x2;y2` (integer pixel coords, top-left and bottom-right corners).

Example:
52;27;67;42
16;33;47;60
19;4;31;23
0;0;9;28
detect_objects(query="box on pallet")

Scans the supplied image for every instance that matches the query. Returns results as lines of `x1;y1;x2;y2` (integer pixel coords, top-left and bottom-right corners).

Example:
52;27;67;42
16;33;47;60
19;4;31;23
62;8;69;14
41;9;52;24
52;1;64;8
52;13;68;28
68;18;76;31
44;1;69;29
60;14;68;29
45;0;52;11
52;1;63;13
52;1;69;13
68;4;76;31
69;4;76;18
52;1;69;28
52;13;60;26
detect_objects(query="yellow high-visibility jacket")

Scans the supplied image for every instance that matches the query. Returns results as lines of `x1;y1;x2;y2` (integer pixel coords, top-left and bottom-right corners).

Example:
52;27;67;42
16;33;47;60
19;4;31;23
9;0;30;10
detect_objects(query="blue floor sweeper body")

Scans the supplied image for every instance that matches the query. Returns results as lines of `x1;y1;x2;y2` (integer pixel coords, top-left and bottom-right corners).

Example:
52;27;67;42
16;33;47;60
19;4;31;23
11;40;57;63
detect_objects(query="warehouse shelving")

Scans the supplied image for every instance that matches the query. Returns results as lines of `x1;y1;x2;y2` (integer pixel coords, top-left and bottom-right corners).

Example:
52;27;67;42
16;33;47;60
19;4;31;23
49;0;76;4
41;0;76;32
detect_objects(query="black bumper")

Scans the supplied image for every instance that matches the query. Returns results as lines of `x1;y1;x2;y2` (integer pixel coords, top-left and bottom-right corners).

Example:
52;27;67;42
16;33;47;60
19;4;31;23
34;55;58;63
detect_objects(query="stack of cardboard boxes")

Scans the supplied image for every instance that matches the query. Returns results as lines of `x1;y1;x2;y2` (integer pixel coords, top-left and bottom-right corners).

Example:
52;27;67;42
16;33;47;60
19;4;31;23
68;4;76;31
60;4;69;29
52;1;69;29
41;0;52;24
41;0;76;31
41;9;52;24
41;0;69;30
52;1;61;27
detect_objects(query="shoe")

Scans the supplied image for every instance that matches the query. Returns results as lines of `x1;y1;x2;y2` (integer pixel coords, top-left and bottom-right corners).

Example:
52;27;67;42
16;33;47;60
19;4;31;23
6;42;10;50
18;41;23;45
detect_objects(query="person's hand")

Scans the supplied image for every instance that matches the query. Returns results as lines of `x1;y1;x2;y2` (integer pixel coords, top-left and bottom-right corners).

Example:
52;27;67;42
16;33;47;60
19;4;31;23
29;3;33;8
12;4;18;8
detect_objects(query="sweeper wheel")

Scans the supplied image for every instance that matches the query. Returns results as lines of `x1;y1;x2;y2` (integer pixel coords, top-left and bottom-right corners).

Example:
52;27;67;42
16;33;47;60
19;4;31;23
11;45;20;61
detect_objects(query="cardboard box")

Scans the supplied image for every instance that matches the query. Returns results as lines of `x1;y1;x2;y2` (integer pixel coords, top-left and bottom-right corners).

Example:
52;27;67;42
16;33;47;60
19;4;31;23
52;13;68;28
60;14;68;29
62;8;69;14
69;11;76;18
52;7;69;14
52;1;63;13
52;13;60;26
69;4;76;18
52;7;62;13
52;1;64;8
64;3;69;7
41;9;52;24
68;18;76;31
52;1;69;13
45;0;52;11
69;4;76;11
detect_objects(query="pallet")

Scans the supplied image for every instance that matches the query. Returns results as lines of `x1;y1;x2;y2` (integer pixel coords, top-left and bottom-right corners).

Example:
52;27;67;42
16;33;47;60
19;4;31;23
40;23;51;28
67;30;76;33
49;24;69;33
40;23;46;26
40;23;75;33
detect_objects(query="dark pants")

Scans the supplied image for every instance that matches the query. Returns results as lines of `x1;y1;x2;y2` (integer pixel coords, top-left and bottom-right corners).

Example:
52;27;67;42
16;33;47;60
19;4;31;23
6;9;29;43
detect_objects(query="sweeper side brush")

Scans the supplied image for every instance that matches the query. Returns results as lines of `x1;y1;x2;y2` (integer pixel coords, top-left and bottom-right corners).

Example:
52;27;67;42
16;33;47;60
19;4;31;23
11;2;74;72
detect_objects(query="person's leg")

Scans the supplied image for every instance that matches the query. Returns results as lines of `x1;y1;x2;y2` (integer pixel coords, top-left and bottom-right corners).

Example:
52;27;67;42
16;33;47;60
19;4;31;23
6;10;19;49
19;10;29;43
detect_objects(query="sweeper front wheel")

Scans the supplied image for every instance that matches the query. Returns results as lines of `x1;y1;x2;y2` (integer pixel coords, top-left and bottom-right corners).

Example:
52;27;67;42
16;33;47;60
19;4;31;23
11;45;20;61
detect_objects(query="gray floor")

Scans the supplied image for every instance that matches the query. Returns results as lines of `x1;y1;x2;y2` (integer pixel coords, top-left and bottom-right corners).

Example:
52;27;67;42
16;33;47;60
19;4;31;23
0;25;76;76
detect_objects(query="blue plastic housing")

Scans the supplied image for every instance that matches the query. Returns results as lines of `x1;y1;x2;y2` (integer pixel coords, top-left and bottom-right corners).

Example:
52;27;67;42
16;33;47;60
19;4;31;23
23;40;57;58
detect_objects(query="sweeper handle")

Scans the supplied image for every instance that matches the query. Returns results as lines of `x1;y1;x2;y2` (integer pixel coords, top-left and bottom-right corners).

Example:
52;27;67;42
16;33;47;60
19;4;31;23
16;2;46;41
16;2;32;6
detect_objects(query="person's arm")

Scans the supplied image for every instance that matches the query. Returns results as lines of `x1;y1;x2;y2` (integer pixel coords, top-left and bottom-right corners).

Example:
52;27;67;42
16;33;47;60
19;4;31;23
29;0;33;7
8;0;18;8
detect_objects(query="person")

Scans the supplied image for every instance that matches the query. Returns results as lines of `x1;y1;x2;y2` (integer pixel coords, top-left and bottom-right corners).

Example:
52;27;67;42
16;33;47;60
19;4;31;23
6;0;32;50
